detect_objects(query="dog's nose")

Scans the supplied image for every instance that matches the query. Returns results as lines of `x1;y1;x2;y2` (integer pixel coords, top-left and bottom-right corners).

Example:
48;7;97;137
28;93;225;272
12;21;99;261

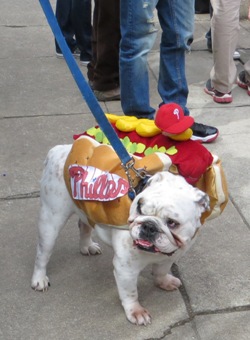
140;221;158;240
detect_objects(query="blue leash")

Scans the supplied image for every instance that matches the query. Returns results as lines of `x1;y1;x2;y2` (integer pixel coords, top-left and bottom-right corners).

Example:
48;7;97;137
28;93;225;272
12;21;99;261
39;0;133;167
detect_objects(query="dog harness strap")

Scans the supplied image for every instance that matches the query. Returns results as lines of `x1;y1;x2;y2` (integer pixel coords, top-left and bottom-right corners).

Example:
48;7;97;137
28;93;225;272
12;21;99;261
39;0;132;167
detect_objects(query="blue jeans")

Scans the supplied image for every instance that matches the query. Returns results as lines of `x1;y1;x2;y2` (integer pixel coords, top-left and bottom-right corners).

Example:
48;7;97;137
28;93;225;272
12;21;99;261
120;0;194;117
55;0;92;60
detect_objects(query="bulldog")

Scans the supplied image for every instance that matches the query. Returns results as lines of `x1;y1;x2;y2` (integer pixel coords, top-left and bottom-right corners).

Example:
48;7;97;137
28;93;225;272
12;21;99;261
31;138;209;326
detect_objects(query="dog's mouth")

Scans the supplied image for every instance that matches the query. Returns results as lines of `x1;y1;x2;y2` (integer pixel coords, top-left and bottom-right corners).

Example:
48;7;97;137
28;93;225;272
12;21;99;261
133;239;177;256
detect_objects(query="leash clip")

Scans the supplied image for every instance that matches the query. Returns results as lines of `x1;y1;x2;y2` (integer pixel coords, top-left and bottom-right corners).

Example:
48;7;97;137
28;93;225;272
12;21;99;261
122;158;151;200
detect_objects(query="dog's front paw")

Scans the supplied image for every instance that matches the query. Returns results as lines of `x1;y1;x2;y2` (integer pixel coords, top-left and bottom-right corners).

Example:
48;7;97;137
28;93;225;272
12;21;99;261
80;241;102;256
155;273;182;291
124;302;152;326
31;274;50;292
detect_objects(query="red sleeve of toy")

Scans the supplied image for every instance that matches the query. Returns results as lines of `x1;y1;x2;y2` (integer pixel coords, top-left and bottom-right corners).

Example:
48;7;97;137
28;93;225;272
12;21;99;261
169;140;213;184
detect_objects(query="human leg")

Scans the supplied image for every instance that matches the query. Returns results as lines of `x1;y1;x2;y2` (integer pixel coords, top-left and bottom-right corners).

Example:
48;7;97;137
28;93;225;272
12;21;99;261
87;0;98;84
55;0;76;53
207;3;240;58
205;2;213;51
206;28;212;52
244;61;250;83
209;0;241;95
120;0;158;118
71;0;92;63
157;0;218;142
88;0;120;94
157;0;194;116
237;61;250;96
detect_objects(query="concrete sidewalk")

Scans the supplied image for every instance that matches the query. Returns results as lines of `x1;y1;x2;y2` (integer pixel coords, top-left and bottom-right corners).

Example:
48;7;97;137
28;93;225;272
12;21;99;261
1;1;250;339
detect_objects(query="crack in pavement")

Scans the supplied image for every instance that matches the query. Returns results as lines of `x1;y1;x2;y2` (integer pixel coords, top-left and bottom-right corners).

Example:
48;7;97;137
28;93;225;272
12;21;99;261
146;303;250;340
0;191;40;201
150;263;250;340
230;193;250;231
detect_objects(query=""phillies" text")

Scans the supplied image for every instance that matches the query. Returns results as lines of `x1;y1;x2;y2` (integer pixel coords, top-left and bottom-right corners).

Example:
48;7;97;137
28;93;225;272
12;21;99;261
69;165;129;201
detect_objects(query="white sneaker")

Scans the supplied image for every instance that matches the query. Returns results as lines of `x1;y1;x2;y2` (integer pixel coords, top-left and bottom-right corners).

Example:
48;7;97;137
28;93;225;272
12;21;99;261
80;60;90;66
233;51;241;60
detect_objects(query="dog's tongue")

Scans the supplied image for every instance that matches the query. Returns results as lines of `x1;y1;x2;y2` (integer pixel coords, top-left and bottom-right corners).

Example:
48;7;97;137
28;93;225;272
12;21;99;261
134;239;161;253
135;239;152;248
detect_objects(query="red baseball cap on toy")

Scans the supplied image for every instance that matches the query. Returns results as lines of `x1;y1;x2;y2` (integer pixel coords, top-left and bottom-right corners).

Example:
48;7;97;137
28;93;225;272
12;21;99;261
155;103;194;134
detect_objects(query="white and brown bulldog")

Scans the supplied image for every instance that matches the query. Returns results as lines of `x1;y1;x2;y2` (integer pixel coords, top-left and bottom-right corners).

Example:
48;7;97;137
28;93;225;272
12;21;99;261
31;136;209;325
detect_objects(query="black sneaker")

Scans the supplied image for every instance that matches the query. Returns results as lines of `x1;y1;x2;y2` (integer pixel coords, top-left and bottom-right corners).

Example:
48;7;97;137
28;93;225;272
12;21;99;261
190;122;219;143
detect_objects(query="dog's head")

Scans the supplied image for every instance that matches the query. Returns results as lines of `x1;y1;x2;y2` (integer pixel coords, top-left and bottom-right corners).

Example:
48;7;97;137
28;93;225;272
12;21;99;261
128;172;209;256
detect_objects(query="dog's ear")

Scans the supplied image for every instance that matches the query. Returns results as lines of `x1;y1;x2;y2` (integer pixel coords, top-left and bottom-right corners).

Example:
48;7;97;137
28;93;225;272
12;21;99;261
194;189;210;212
128;195;143;223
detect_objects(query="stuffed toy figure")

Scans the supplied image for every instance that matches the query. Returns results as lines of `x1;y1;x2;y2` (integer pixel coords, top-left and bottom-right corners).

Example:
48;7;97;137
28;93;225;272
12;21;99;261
75;103;213;185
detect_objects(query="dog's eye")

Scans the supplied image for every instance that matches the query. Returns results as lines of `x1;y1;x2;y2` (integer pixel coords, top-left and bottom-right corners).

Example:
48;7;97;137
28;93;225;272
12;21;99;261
167;218;179;229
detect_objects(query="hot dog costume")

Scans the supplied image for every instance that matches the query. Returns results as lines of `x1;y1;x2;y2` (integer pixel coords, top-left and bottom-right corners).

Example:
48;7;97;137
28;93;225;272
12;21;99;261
64;104;228;227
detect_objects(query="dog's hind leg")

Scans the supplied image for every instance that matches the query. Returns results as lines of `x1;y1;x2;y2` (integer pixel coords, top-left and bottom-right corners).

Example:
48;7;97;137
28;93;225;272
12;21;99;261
31;203;73;291
78;219;102;255
31;144;74;291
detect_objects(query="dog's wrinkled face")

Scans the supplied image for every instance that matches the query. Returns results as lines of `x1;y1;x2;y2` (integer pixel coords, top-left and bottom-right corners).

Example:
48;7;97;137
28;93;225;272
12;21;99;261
128;172;210;256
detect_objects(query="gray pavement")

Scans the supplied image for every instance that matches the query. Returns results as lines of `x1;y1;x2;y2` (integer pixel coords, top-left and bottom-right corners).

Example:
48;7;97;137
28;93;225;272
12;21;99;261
1;1;250;339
